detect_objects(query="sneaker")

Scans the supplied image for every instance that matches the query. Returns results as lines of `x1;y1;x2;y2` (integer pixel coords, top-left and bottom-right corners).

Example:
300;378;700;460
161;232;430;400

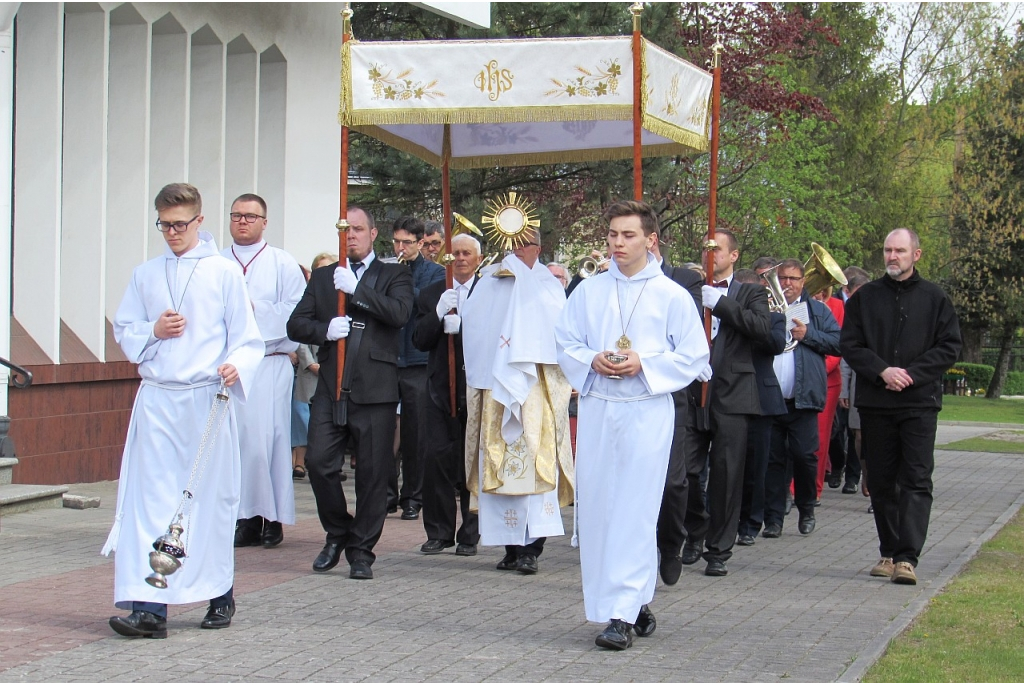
870;557;894;577
891;561;917;585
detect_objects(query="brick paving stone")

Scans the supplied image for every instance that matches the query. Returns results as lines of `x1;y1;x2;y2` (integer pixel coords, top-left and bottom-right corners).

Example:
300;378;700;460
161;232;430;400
2;427;1023;682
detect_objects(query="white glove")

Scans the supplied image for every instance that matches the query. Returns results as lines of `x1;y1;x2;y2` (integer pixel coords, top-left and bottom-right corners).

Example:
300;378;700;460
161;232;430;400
326;316;351;341
702;285;724;310
443;314;461;334
333;266;358;294
435;288;459;320
696;363;713;382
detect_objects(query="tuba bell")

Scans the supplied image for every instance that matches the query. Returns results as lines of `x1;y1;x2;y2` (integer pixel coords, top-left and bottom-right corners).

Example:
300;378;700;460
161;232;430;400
803;242;847;296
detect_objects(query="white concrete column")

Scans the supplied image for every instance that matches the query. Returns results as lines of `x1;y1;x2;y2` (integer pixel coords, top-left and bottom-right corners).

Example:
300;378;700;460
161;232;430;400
0;2;20;412
258;44;286;247
105;3;150;321
224;35;257;226
188;24;225;244
148;12;187;260
61;2;107;361
13;1;62;363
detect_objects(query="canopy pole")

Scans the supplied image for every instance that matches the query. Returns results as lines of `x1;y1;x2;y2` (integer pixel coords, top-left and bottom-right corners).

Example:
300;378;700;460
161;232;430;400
442;124;457;417
630;3;643;201
336;3;354;401
701;32;723;408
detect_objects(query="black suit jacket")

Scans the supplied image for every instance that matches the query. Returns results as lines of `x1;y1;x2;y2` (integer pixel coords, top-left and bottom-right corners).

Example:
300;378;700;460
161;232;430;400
706;281;772;415
286;258;414;404
412;278;475;415
752;311;788;417
661;261;703;316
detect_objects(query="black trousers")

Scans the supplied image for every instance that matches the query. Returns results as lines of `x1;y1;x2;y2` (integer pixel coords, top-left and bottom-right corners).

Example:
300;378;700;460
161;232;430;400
656;394;689;556
764;403;819;527
861;409;937;566
388;365;428;509
505;538;545;558
828;406;862;482
306;383;397;565
419;396;479;545
738;415;774;537
679;407;750;562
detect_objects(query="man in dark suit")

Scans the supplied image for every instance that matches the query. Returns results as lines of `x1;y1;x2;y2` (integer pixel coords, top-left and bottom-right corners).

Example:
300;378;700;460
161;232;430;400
412;234;482;556
286;206;414;580
734;267;787;545
761;258;841;540
679;229;772;577
648;238;705;585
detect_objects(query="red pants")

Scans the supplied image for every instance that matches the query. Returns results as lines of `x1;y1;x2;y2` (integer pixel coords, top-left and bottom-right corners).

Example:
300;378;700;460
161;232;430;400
815;383;841;497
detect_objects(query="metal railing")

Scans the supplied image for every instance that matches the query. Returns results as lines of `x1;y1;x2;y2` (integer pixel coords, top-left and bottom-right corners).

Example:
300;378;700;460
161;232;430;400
0;356;32;388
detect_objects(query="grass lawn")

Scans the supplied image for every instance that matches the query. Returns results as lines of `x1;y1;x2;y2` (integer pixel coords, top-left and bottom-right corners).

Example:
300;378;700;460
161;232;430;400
939;395;1024;424
937;436;1024;454
863;508;1024;682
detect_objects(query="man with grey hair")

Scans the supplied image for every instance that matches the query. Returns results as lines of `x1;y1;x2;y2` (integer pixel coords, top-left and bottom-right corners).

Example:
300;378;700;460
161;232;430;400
841;228;961;585
413;233;483;555
547;262;570;290
422;221;445;263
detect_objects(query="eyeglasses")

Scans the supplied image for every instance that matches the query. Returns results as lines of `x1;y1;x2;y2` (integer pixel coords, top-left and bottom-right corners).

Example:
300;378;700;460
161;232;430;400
778;275;804;282
156;215;199;233
229;212;265;224
393;238;418;247
423;239;443;248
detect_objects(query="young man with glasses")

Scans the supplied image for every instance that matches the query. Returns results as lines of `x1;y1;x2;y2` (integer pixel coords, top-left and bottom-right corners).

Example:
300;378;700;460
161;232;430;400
221;194;306;551
388;216;444;520
104;183;264;638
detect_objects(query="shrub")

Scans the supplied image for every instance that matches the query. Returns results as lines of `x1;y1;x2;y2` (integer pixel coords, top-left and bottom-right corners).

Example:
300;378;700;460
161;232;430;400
954;363;994;391
1004;371;1024;396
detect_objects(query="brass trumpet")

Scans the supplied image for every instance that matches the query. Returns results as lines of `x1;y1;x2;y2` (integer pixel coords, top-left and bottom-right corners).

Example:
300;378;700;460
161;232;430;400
578;255;611;278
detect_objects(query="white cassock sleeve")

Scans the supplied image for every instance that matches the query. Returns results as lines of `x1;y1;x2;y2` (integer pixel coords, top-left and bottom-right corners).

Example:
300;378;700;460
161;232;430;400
221;266;266;404
113;269;161;364
555;285;602;395
252;256;306;345
636;296;709;396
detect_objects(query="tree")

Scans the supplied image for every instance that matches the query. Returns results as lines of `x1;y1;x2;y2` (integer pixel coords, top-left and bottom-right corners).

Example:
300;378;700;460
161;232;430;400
948;25;1024;398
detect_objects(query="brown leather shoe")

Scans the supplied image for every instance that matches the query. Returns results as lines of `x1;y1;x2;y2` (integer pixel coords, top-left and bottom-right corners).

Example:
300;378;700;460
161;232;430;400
891;561;917;585
870;557;894;578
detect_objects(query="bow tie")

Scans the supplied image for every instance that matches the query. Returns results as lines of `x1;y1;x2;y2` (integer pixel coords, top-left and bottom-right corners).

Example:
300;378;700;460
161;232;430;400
711;280;729;289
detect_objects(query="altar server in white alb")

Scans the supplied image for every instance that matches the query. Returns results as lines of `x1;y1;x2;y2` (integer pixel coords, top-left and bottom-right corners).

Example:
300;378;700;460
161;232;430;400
222;194;306;549
103;183;264;638
462;228;575;576
555;200;710;651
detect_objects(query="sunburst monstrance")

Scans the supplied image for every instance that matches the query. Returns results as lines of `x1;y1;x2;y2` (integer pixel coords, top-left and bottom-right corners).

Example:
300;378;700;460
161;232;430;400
481;192;540;251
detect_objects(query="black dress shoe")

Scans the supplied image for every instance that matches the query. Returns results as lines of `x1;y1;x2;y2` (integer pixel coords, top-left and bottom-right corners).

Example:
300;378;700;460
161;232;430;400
705;558;728;576
233;521;261;548
516;553;539;575
496;552;519;571
798;514;816;535
595;619;633;650
812;498;821;507
387;501;398;514
401;504;421;521
312;542;343;572
455;543;478;556
784;495;793;515
681;540;703;565
762;522;783;538
842;480;858;494
350;559;373;580
261;521;284;548
420;539;455;555
633;605;656;637
200;599;235;629
659;552;683;585
108;611;167;639
827;473;842;489
736;534;756;546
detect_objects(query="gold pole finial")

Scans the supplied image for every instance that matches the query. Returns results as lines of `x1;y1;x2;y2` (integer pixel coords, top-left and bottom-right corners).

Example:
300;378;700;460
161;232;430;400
341;2;353;38
629;2;643;32
711;27;724;69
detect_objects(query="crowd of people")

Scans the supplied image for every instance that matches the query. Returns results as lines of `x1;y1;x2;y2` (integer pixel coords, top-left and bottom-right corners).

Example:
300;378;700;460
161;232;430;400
102;183;962;650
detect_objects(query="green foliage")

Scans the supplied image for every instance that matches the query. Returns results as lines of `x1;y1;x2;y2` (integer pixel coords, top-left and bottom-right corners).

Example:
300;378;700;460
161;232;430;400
1005;371;1024;396
954;362;995;391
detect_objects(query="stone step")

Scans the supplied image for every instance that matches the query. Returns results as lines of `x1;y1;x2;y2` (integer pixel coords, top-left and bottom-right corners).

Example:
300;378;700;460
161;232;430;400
0;483;70;516
0;457;16;485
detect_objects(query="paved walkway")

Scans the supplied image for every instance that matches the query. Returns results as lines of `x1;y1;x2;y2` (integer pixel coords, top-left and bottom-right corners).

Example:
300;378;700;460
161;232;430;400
1;423;1022;682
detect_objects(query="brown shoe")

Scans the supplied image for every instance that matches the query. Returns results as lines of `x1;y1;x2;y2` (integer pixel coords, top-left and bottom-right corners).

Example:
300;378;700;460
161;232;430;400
870;557;894;578
891;561;918;585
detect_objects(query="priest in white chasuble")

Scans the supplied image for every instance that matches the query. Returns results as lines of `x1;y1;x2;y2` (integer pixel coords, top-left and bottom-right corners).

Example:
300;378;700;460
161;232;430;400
555;200;709;651
104;183;264;639
221;194;306;549
461;230;575;576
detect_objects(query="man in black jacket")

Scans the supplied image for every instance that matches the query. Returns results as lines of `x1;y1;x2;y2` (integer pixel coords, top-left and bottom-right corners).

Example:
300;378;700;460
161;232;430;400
412;234;482;556
762;259;842;540
841;228;961;585
286;206;414;580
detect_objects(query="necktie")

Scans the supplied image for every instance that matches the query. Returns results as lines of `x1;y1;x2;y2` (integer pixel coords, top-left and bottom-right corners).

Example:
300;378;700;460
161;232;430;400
351;261;363;279
712;280;728;288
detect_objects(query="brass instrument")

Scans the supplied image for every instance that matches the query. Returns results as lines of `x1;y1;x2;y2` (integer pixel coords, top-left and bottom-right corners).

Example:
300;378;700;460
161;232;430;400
804;242;847;296
760;263;788;315
380;254;408;265
477;252;501;275
452;212;484;237
578;255;611;278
